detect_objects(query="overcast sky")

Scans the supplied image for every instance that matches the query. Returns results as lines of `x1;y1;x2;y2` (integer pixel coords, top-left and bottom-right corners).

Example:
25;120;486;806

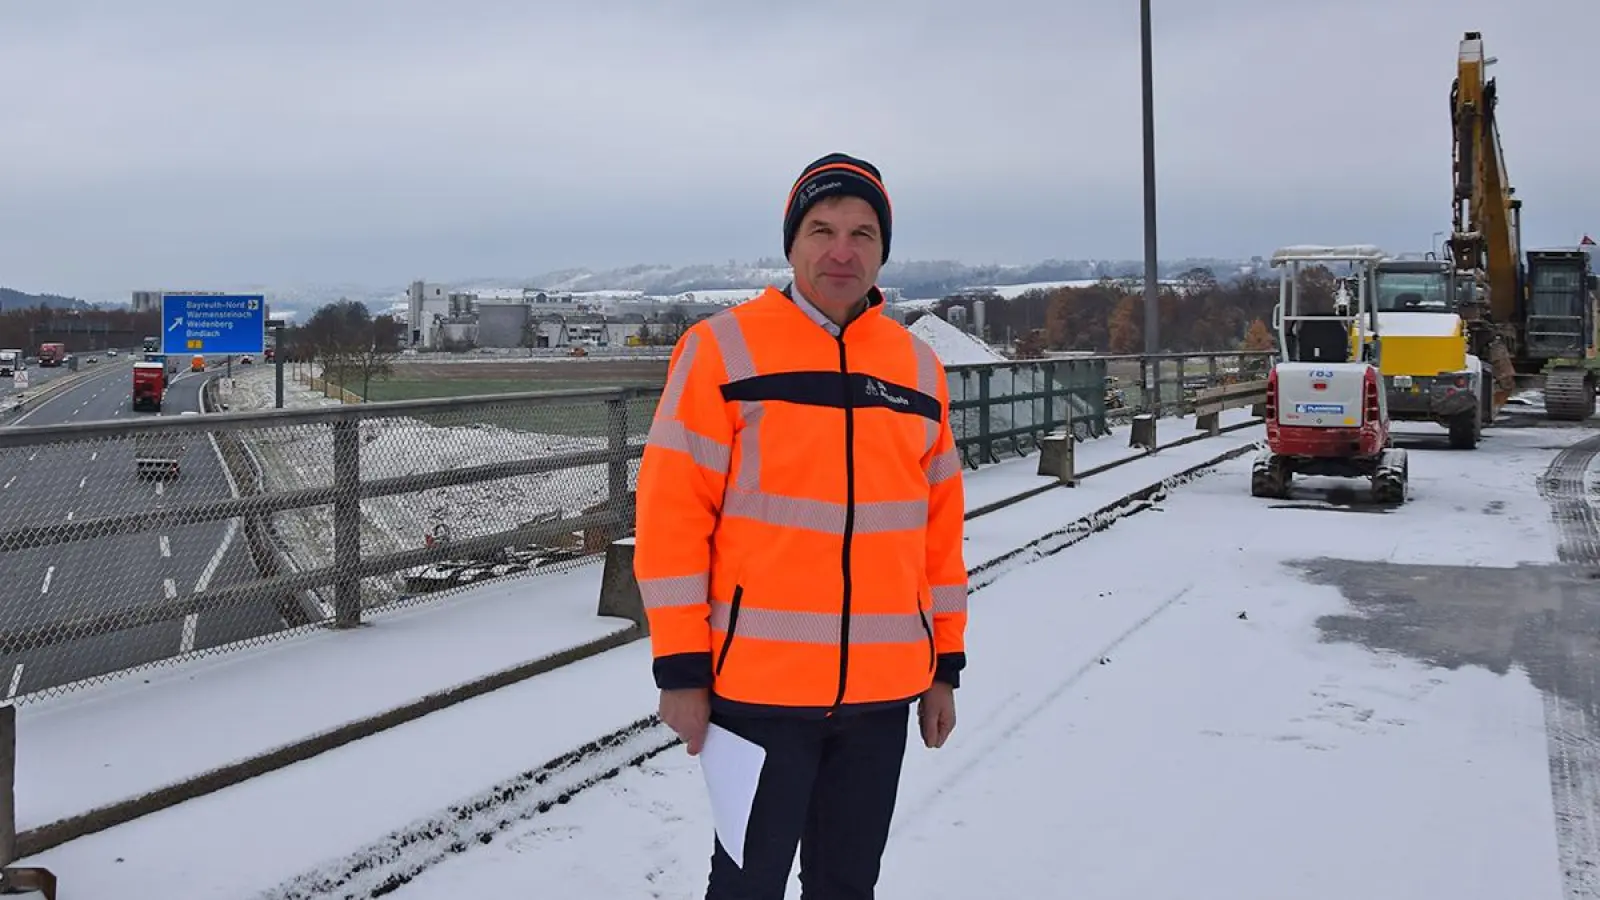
2;0;1595;300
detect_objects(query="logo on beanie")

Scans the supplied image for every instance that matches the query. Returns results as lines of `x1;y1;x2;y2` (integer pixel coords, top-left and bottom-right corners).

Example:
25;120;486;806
801;179;843;203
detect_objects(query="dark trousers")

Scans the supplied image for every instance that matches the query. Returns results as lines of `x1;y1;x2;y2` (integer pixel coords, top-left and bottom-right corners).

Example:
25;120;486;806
704;703;911;900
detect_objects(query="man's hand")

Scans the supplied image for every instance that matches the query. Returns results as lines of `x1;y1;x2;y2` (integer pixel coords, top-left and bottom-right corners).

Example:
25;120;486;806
659;687;712;755
917;682;956;749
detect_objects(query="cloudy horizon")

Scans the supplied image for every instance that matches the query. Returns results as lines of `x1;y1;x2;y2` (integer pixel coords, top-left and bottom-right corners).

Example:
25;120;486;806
2;0;1595;301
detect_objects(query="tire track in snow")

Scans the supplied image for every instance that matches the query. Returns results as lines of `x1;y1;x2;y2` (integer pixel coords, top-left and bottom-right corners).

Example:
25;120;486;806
888;584;1194;835
259;446;1254;898
1537;431;1600;900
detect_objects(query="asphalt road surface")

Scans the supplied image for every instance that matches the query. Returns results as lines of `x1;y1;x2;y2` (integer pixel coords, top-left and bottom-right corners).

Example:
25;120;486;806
0;360;280;699
0;357;110;416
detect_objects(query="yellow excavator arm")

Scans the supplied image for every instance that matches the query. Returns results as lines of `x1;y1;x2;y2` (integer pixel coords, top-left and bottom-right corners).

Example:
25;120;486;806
1448;32;1523;326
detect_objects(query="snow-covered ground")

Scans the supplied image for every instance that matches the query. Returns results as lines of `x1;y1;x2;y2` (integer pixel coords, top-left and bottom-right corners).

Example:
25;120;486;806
18;420;1599;899
356;424;1600;900
12;416;1269;899
10;410;1263;841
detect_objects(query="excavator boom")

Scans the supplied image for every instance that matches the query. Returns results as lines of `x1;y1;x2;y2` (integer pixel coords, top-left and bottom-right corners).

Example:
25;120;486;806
1441;30;1599;420
1448;31;1523;328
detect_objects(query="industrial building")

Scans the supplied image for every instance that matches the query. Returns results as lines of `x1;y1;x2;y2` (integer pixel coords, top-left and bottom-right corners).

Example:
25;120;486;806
399;281;761;350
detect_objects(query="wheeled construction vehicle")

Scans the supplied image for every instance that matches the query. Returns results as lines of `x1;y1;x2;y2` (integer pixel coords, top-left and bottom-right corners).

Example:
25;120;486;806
1252;245;1408;503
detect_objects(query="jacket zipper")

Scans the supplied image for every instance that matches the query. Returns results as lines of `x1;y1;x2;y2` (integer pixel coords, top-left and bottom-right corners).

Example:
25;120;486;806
715;585;744;676
919;601;935;672
830;329;855;714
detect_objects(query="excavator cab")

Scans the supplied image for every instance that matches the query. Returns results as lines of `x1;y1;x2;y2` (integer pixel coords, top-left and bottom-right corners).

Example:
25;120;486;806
1524;249;1600;419
1523;250;1594;360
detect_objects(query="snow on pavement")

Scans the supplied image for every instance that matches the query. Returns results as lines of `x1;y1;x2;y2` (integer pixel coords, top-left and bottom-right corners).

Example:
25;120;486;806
19;422;1595;899
10;402;1256;845
371;426;1591;900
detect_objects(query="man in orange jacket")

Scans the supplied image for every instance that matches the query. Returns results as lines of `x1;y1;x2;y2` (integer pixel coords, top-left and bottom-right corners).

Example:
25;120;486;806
634;152;969;898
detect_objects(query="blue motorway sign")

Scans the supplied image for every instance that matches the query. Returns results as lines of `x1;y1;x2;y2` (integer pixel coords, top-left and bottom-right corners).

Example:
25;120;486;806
161;293;266;356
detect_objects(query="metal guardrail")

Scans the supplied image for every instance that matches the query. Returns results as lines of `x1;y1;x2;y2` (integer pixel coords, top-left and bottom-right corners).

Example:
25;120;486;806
0;385;660;703
946;351;1275;467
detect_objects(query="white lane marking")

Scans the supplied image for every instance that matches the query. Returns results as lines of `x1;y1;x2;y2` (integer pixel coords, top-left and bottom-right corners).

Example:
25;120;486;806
154;481;163;496
5;665;21;700
195;519;238;594
40;565;54;594
27;452;35;462
90;451;97;461
3;476;12;489
66;510;74;521
77;476;86;489
159;535;171;557
180;614;198;653
163;577;177;599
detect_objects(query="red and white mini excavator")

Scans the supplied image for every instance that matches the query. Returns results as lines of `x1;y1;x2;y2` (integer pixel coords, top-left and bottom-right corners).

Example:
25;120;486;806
1252;244;1409;504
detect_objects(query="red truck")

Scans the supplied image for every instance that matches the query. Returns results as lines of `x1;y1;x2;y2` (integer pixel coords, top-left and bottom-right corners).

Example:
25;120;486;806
37;342;65;367
132;362;165;411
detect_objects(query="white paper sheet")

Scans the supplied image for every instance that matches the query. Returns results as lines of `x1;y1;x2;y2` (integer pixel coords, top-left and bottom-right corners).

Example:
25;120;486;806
699;723;767;868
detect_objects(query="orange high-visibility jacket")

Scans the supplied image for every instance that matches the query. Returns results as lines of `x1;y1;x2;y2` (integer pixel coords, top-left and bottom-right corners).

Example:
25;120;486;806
634;285;968;716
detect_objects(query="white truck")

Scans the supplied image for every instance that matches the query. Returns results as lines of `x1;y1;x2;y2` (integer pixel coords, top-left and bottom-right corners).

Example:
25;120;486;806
0;349;23;377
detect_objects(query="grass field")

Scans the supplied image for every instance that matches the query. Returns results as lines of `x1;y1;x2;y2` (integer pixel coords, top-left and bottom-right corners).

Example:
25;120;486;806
324;360;669;439
352;377;621;402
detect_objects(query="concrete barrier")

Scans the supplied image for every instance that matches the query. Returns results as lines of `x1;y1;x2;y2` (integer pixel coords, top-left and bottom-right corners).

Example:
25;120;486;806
596;538;646;632
1129;414;1157;450
1193;379;1269;435
1035;432;1077;485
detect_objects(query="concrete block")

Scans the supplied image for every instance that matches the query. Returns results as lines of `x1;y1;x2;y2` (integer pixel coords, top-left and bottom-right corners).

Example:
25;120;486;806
597;537;647;632
1130;413;1157;451
1036;432;1077;485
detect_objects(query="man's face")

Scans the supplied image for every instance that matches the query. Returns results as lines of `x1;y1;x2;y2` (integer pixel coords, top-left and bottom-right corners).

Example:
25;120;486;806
788;195;883;320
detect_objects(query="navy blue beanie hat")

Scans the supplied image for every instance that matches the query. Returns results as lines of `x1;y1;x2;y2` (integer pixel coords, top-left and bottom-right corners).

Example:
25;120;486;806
782;153;892;264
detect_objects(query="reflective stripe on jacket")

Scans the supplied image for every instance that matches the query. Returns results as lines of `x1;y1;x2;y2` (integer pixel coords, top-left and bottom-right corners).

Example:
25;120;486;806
634;285;968;716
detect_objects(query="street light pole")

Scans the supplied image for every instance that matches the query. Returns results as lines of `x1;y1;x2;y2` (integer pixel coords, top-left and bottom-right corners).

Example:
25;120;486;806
267;318;286;409
1140;0;1160;362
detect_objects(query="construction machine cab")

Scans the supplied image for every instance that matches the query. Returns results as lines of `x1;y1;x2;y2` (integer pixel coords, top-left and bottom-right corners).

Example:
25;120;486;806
1523;249;1595;360
1373;260;1456;314
1271;244;1386;366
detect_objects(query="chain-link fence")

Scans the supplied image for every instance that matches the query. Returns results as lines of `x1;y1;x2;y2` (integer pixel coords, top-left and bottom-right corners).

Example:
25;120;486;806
0;384;659;704
0;347;1272;705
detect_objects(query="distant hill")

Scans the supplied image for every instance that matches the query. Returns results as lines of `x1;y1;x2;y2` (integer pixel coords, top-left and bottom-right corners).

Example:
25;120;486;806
0;287;92;312
521;256;1265;300
13;255;1269;320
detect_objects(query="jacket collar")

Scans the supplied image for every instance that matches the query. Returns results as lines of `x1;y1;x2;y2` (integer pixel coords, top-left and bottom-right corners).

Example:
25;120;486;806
781;281;885;338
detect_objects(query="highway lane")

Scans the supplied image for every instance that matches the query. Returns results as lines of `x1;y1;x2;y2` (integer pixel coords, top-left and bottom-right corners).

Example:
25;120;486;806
0;350;133;400
0;362;279;698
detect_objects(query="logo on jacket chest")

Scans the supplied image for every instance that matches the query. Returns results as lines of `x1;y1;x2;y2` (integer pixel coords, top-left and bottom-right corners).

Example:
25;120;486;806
865;378;911;406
